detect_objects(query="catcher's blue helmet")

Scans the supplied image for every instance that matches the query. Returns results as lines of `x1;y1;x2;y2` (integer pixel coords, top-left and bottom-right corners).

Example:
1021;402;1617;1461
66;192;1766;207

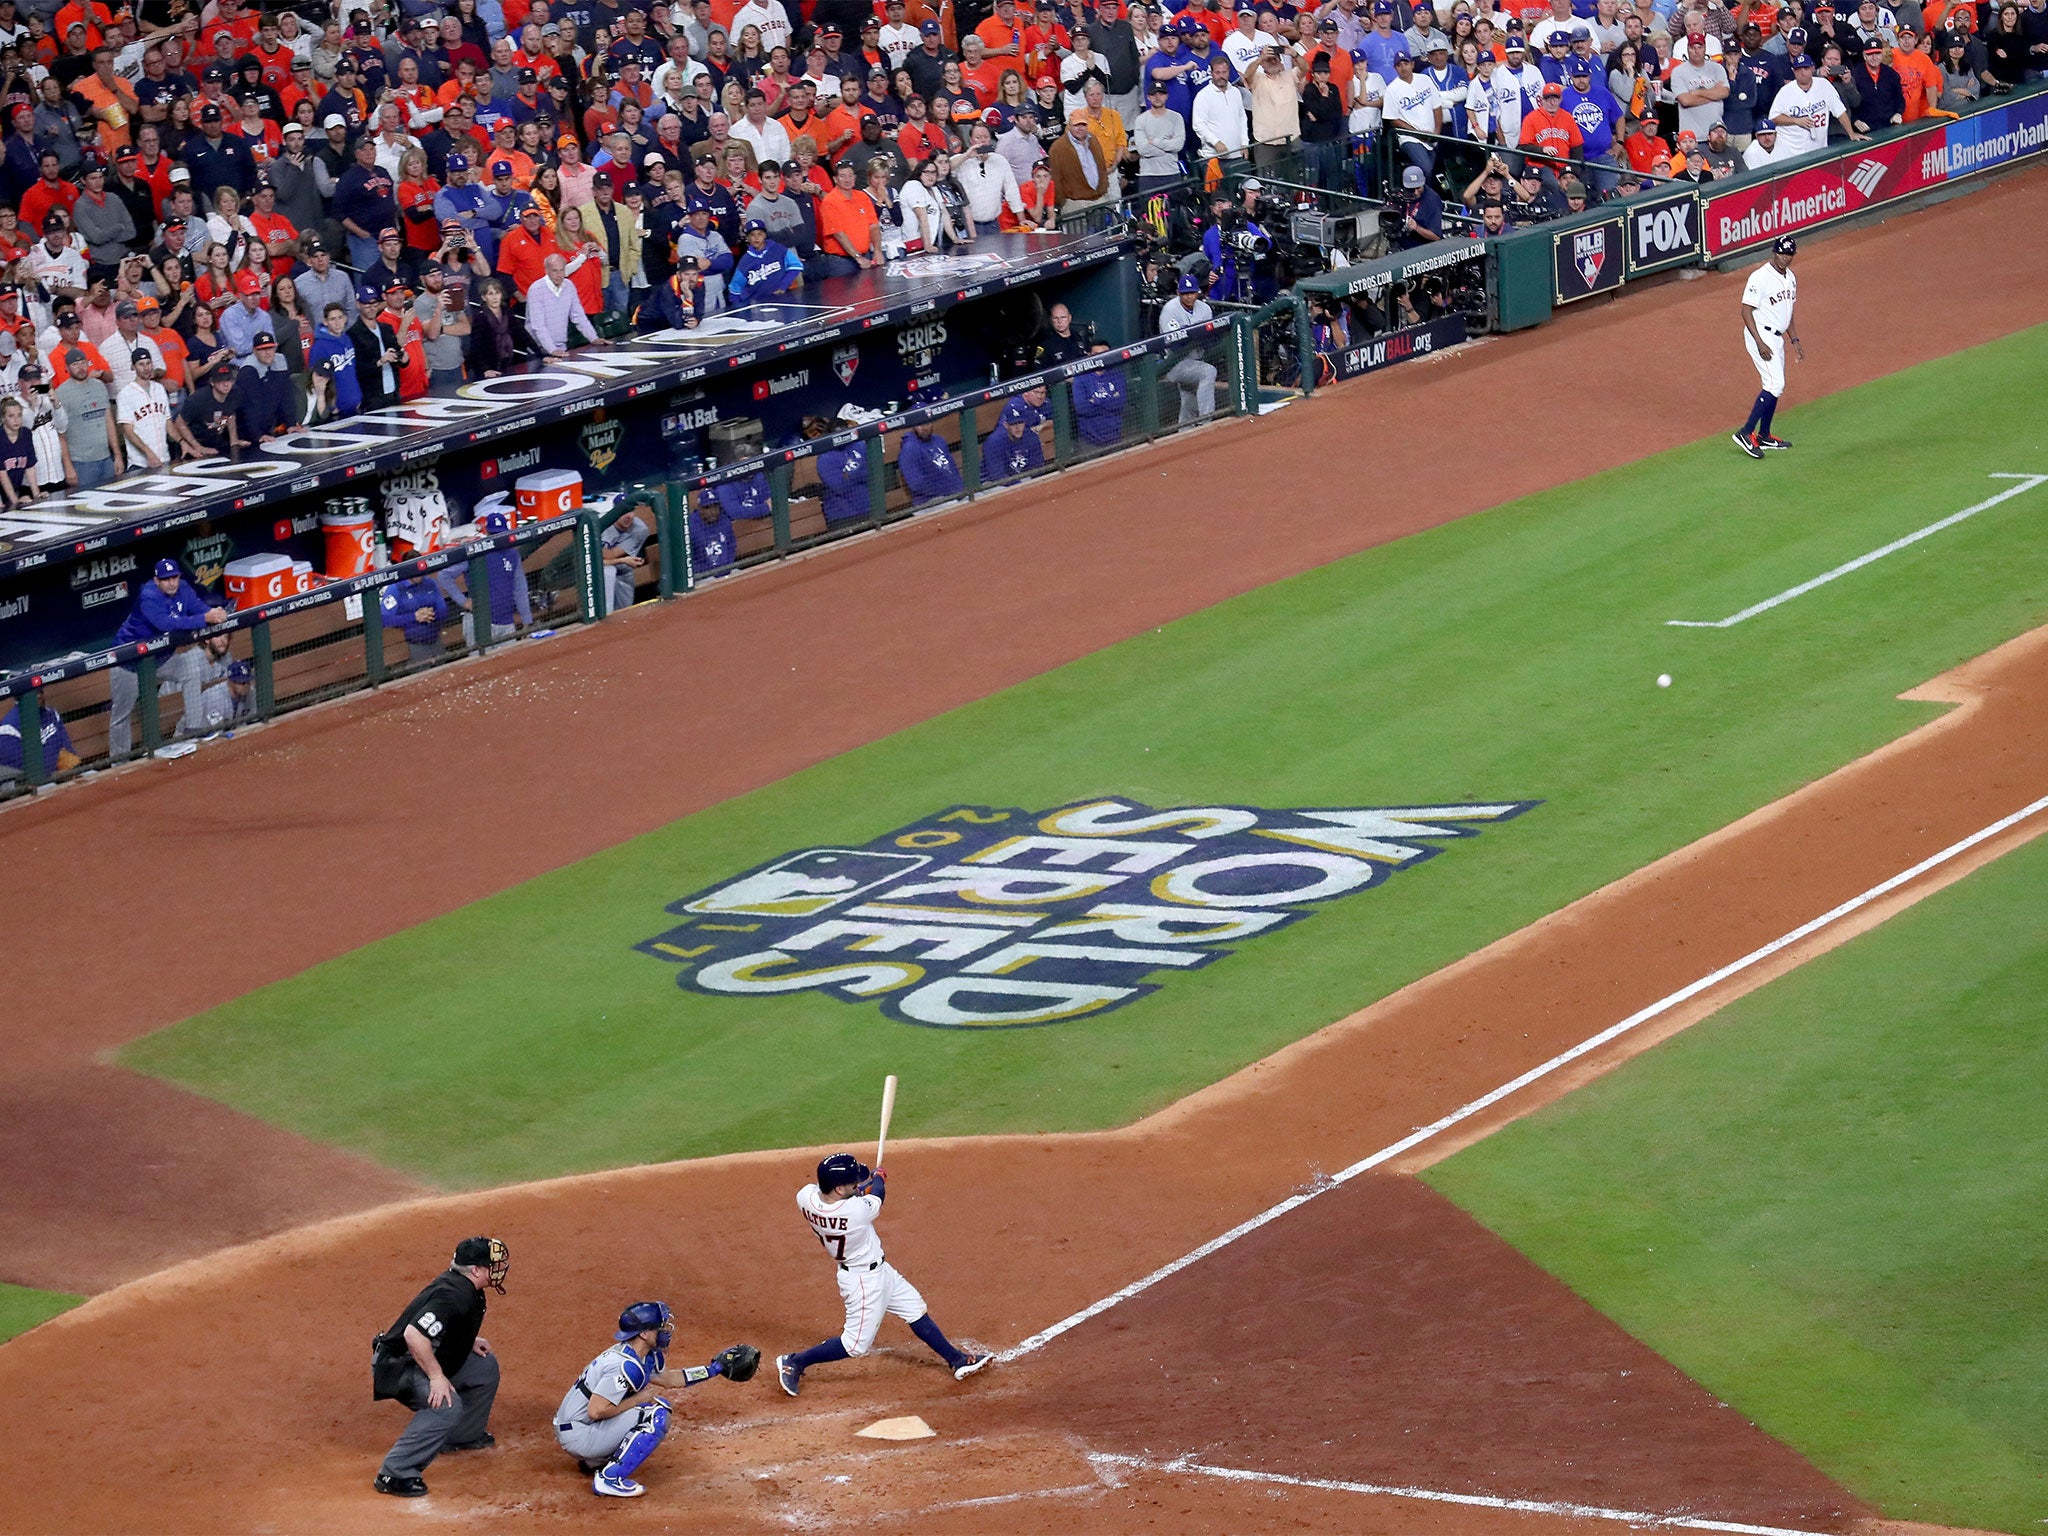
817;1153;868;1192
616;1300;674;1349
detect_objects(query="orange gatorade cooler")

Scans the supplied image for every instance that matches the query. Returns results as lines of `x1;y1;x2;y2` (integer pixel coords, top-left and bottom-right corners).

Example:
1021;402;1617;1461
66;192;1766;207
292;560;316;594
514;469;583;522
223;552;294;610
320;504;377;578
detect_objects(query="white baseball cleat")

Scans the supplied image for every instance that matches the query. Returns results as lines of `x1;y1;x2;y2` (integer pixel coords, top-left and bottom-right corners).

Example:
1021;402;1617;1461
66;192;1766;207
953;1351;994;1381
593;1470;645;1498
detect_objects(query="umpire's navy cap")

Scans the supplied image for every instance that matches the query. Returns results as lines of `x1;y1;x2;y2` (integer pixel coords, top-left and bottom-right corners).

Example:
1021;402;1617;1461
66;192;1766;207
1773;235;1798;254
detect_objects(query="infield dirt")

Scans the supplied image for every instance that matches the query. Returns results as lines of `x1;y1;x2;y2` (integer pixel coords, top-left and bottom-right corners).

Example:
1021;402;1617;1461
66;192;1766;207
2;168;2046;1535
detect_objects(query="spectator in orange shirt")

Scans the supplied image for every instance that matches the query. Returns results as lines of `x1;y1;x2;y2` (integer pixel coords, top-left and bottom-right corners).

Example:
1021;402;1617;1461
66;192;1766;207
1517;81;1583;171
959;35;1009;100
19;152;80;236
818;76;873;162
1623;110;1670;168
71;46;137;154
495;202;553;297
52;0;111;50
814;156;881;274
976;0;1028;59
1890;22;1944;116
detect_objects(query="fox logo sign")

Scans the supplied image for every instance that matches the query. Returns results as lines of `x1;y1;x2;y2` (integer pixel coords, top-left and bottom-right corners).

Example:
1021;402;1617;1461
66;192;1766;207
636;798;1537;1029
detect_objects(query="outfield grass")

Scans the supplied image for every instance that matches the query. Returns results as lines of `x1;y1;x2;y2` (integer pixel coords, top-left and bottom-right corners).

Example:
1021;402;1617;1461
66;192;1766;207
1425;825;2048;1532
0;1282;83;1346
125;326;2048;1190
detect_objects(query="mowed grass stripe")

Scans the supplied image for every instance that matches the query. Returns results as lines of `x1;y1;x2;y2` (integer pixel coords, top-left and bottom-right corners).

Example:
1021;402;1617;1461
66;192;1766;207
1425;829;2048;1533
123;326;2048;1190
0;1283;84;1346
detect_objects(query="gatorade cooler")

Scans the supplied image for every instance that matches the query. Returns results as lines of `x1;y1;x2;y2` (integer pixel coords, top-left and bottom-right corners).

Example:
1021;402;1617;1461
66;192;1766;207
321;501;377;578
514;469;583;522
223;552;294;610
292;560;316;594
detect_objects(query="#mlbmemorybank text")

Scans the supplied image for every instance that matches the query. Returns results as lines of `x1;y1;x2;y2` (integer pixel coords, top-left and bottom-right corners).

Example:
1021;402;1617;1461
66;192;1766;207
635;799;1538;1029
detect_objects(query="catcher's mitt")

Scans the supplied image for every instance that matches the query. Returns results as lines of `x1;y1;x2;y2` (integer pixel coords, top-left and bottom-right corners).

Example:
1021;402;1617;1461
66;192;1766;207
716;1343;761;1383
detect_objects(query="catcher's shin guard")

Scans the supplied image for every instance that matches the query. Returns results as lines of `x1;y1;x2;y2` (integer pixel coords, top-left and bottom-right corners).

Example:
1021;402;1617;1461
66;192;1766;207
608;1401;671;1479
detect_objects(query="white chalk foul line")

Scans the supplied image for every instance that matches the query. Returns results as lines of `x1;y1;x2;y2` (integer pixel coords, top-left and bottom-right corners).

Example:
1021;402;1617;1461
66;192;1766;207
1087;1454;1832;1536
999;790;2048;1363
1667;472;2048;628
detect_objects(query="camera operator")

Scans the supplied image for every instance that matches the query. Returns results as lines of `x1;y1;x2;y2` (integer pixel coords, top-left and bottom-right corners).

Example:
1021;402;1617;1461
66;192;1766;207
1198;189;1270;303
1392;164;1443;246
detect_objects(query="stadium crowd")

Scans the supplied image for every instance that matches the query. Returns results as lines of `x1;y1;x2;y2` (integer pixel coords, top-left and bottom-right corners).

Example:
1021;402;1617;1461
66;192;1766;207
0;0;2025;500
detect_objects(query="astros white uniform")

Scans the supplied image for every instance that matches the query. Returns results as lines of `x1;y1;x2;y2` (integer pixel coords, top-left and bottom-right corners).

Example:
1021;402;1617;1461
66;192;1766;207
1741;261;1796;394
797;1182;929;1357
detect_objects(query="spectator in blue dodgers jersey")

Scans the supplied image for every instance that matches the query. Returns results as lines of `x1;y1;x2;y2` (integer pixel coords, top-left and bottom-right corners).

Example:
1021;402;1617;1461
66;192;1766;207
1072;342;1127;447
803;415;871;525
381;566;453;666
896;418;963;506
980;396;1045;484
0;696;80;784
108;558;229;756
728;219;804;307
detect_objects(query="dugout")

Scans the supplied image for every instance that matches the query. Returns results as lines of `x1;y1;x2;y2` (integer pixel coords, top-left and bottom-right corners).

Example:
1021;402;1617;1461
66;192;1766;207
0;228;1138;675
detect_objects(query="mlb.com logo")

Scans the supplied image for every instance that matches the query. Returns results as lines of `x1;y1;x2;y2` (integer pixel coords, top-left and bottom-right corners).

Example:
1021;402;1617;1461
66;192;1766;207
1847;157;1887;197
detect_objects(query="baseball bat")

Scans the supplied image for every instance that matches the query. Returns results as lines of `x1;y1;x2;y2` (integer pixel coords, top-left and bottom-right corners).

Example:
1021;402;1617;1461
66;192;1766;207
875;1074;898;1170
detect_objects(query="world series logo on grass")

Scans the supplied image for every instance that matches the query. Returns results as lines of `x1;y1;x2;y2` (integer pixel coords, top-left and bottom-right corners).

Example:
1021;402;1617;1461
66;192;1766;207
635;798;1537;1028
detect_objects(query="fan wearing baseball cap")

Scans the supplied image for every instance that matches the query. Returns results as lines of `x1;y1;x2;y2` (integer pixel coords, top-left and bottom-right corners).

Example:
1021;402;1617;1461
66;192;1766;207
107;558;229;757
729;217;803;307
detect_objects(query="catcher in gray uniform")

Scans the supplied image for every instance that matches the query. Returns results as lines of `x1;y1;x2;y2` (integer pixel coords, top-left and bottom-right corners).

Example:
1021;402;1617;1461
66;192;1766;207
555;1301;760;1499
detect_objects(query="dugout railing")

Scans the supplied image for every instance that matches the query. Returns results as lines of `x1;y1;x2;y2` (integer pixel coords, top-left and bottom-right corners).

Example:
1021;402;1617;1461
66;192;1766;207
0;313;1254;800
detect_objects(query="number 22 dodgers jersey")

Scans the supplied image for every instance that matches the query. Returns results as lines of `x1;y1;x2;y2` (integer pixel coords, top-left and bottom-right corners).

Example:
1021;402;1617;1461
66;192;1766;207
797;1181;884;1266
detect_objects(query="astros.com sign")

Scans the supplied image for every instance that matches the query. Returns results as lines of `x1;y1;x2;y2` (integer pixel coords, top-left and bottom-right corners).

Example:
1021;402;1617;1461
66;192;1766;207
635;797;1536;1029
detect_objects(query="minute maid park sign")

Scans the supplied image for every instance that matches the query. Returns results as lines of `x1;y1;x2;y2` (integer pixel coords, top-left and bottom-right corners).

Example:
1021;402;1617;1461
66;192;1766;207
636;799;1537;1029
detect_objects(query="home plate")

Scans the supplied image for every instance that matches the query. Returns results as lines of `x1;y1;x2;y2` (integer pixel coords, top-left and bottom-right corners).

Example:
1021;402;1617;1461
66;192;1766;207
857;1416;935;1440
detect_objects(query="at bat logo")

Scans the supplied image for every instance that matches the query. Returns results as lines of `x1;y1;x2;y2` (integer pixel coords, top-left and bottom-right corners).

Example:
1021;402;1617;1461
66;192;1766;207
635;797;1537;1030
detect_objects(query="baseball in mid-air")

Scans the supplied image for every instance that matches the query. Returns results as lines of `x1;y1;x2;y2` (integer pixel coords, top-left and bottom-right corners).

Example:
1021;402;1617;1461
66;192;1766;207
1657;674;1672;688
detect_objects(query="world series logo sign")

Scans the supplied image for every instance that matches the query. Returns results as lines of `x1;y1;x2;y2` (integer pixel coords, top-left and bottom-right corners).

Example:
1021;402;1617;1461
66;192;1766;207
635;798;1537;1029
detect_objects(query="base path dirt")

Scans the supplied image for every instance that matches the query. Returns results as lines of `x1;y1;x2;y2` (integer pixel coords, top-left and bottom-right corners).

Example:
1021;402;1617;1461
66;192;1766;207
3;618;2045;1532
4;167;2046;1296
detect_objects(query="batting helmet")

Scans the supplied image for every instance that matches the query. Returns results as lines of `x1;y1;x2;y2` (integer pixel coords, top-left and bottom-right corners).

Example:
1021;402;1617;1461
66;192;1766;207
817;1153;868;1192
616;1300;675;1349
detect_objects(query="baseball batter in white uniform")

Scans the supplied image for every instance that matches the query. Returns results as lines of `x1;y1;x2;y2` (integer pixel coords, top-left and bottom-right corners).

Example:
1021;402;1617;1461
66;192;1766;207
775;1153;993;1395
1734;234;1801;457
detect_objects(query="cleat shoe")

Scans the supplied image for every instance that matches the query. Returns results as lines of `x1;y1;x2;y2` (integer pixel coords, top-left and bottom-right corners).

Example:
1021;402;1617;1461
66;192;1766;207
953;1351;995;1381
593;1470;646;1498
446;1434;495;1451
1758;435;1792;449
776;1354;801;1397
1731;431;1764;459
374;1474;428;1498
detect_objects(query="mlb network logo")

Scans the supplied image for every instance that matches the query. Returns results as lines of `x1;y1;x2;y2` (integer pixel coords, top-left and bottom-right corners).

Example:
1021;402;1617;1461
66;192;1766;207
1847;157;1887;197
